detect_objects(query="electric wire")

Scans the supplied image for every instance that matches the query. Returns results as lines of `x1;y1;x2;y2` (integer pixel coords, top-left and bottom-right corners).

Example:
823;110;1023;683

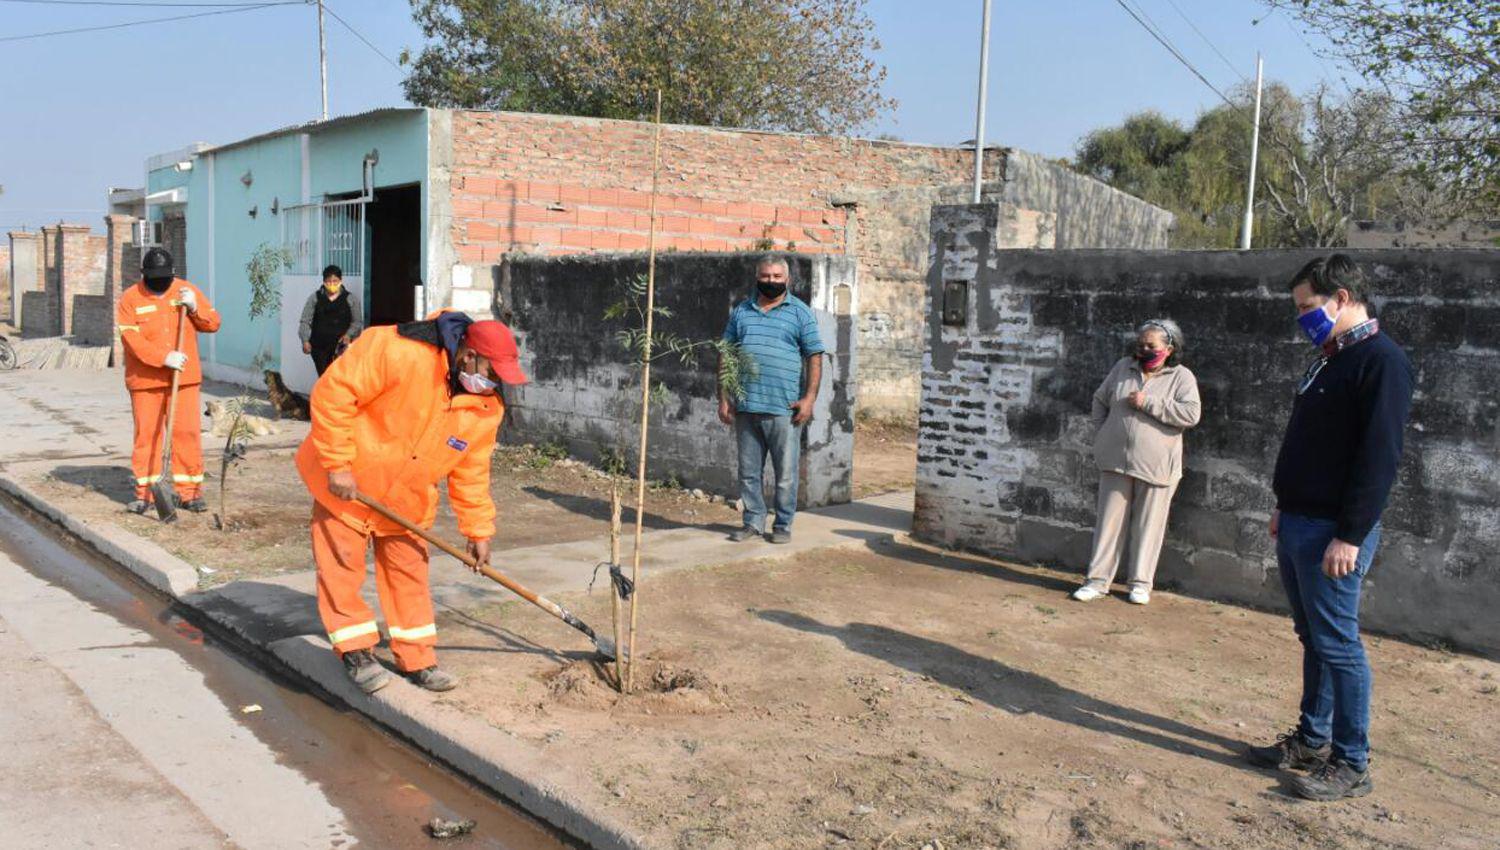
1160;0;1252;84
321;2;402;71
0;2;291;42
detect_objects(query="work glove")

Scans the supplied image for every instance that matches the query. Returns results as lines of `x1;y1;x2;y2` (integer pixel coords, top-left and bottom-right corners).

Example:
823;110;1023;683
164;351;188;371
175;287;197;313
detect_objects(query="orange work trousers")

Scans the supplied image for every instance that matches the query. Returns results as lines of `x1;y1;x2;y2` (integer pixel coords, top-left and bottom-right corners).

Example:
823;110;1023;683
311;501;438;672
129;383;204;502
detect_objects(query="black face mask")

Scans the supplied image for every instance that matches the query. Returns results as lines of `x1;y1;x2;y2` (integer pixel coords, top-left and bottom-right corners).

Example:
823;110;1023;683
757;282;787;299
144;276;172;294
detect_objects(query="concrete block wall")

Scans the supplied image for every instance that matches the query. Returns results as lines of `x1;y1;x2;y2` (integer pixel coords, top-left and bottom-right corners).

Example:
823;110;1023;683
915;203;1500;654
21;291;56;338
496;252;856;507
71;295;114;347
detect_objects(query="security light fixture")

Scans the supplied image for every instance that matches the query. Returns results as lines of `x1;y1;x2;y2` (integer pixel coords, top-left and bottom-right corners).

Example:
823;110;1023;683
241;170;253;188
173;160;193;173
271;197;280;216
248;205;258;219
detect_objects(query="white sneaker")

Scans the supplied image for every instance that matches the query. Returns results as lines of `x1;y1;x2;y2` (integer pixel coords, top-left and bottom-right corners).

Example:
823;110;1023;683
1128;587;1151;605
1071;585;1106;602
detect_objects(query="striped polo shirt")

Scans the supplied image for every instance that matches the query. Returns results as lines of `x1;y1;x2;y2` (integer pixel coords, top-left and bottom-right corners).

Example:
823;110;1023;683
722;293;825;416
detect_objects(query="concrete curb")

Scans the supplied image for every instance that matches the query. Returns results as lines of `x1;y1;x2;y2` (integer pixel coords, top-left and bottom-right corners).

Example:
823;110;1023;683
0;474;201;598
0;472;652;850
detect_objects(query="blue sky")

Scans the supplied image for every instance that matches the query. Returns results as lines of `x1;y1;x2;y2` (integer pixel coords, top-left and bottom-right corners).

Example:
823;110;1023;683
0;0;1355;233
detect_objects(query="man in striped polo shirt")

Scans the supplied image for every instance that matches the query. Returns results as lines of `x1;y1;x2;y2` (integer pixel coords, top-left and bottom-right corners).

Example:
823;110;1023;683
718;255;826;544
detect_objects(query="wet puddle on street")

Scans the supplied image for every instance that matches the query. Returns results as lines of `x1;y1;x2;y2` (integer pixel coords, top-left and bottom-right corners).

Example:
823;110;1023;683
0;497;574;849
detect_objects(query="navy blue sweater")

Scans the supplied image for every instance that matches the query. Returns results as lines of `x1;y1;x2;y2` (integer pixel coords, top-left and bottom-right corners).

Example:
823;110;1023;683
1272;331;1414;544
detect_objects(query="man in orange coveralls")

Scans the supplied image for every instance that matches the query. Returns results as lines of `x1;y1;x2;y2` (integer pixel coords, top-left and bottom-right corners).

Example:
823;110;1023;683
116;247;221;514
297;309;528;694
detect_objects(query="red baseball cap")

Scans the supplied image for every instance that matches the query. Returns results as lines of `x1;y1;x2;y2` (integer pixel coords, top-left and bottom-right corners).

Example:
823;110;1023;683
464;320;528;385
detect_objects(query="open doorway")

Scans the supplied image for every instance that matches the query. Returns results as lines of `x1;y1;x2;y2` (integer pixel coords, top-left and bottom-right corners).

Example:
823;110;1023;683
365;183;421;326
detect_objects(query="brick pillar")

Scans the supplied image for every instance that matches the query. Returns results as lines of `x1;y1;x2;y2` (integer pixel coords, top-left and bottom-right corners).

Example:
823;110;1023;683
58;223;94;337
40;225;61;334
104;214;137;365
7;231;41;326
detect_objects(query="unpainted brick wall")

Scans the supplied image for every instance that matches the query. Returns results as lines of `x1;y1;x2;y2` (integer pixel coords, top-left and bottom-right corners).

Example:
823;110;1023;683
496;252;856;507
915;204;1500;654
447;114;1173;420
59;226;108;337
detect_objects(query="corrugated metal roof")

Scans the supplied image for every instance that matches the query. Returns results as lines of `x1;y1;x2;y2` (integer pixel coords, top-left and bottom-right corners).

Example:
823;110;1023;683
198;107;425;155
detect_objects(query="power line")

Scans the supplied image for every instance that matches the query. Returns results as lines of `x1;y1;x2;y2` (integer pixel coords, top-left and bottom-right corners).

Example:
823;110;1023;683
1111;0;1240;113
0;2;295;41
321;2;401;71
0;0;299;7
1159;0;1251;84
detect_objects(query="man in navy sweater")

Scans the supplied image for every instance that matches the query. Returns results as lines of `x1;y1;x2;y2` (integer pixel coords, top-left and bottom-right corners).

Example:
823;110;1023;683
1247;254;1414;801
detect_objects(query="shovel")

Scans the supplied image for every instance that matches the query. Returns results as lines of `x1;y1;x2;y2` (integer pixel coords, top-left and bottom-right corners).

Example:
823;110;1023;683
355;493;622;661
151;304;189;523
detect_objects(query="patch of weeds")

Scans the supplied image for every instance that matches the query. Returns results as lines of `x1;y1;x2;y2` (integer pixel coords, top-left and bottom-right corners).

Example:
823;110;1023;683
597;447;629;477
525;439;569;470
1034;605;1058;617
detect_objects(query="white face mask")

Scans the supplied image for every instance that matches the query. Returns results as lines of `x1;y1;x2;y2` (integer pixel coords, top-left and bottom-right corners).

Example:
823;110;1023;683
459;371;498;395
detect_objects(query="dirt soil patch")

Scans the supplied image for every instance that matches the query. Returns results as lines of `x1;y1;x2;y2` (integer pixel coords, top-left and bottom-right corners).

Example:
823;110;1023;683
430;540;1499;850
854;419;917;500
24;444;739;586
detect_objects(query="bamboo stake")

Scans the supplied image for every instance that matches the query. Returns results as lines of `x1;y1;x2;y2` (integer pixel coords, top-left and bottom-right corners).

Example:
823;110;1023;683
609;481;624;691
625;89;663;693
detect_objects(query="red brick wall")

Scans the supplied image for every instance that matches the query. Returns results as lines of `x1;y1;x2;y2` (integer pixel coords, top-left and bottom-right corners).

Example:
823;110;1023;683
449;113;984;262
448;111;1000;415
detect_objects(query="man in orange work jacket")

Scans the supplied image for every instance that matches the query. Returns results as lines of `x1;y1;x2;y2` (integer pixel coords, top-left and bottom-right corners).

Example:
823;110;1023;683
116;247;222;514
297;310;527;694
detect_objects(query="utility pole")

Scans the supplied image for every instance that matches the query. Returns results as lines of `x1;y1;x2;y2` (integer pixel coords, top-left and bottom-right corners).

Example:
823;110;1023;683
1239;53;1263;250
317;0;329;121
971;0;993;204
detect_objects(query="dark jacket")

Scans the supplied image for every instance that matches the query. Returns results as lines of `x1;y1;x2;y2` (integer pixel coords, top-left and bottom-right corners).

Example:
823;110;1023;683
1272;331;1414;544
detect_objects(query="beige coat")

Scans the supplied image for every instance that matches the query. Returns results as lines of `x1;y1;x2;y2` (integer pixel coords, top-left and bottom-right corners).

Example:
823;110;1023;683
1091;357;1201;486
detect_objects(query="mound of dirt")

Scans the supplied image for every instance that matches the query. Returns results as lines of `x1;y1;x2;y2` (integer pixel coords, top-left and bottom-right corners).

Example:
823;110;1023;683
543;658;729;715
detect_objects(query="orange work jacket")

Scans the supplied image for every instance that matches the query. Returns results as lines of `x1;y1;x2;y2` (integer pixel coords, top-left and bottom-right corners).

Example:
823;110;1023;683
116;279;221;391
296;318;504;541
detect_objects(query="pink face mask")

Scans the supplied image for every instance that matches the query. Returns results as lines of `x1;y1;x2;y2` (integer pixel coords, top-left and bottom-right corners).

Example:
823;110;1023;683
1137;348;1169;370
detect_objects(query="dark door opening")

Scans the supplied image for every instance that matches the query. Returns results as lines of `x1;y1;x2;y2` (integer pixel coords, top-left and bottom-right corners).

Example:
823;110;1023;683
366;183;422;326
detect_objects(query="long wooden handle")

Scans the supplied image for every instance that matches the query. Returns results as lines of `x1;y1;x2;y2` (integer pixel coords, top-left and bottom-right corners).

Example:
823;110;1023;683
159;304;189;463
356;492;551;614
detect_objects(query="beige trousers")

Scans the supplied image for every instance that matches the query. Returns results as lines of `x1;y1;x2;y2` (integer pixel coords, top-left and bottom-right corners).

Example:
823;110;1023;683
1084;471;1178;591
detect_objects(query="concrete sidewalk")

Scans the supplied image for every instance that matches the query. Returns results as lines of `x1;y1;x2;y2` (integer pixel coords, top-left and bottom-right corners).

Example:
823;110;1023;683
1;367;914;849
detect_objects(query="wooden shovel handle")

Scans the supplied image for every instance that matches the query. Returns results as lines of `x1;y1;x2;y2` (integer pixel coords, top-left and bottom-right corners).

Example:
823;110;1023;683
159;304;189;462
354;492;549;611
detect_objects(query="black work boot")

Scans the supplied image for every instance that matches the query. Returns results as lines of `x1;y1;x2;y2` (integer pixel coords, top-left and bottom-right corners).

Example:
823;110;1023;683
410;666;458;692
1246;728;1331;771
728;526;762;543
176;496;208;513
126;499;150;515
1292;758;1373;801
342;649;391;695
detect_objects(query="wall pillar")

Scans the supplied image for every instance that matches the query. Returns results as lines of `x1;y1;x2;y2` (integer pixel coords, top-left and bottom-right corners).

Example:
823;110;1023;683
7;231;40;326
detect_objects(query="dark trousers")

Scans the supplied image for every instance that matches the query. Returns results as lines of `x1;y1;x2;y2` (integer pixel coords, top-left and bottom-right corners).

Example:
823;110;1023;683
311;344;340;376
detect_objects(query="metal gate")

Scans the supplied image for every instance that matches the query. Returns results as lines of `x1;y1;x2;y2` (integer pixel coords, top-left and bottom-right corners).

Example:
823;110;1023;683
277;199;367;394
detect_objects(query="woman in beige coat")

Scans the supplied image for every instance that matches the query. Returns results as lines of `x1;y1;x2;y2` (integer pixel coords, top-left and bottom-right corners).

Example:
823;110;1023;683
1073;319;1201;605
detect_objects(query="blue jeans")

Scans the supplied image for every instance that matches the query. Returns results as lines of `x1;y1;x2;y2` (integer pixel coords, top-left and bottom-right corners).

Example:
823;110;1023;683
735;413;800;532
1276;513;1381;772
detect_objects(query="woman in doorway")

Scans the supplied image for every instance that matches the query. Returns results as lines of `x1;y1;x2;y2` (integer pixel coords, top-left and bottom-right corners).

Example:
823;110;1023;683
298;264;364;376
1073;318;1201;605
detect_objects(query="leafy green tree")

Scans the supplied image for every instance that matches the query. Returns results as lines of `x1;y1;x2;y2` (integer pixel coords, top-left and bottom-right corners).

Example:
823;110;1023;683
402;0;895;134
1267;0;1499;212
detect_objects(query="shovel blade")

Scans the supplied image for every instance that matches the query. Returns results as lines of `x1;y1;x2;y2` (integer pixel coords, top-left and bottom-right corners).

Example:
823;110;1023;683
593;636;625;662
151;480;178;523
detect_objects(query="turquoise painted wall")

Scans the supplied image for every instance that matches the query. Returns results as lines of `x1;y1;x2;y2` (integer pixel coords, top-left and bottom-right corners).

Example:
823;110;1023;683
182;110;428;375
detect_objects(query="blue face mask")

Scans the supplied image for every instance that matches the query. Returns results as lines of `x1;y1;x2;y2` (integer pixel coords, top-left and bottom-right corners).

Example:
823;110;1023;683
1297;300;1340;346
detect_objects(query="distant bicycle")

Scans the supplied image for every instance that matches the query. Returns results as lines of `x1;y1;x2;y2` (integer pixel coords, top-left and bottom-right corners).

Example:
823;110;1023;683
0;334;16;371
